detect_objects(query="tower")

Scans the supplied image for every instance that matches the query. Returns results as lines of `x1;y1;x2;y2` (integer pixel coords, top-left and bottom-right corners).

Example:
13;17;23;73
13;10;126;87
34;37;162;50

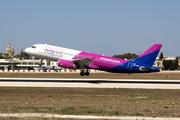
6;43;11;56
20;47;23;55
16;51;19;56
11;46;14;56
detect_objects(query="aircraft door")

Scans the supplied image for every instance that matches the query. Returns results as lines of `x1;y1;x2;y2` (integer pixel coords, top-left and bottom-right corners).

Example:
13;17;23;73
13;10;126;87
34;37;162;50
39;46;43;54
127;62;133;71
39;46;46;59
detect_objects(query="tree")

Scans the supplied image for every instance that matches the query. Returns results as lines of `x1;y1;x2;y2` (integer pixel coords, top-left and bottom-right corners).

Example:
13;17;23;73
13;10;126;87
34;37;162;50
14;52;32;59
176;56;180;60
163;60;179;70
0;53;4;59
3;53;10;59
163;60;171;70
174;60;179;70
20;53;32;59
159;52;164;60
113;53;139;60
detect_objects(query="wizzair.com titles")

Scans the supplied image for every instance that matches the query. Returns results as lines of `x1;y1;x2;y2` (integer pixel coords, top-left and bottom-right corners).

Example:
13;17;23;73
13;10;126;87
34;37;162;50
100;57;120;63
44;46;65;57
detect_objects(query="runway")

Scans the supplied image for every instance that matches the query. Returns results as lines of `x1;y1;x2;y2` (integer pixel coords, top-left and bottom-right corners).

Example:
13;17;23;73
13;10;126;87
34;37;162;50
0;113;180;120
0;78;180;89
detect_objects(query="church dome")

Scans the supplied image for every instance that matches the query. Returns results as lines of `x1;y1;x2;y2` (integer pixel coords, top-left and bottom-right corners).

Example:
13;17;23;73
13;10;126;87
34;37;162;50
6;43;11;51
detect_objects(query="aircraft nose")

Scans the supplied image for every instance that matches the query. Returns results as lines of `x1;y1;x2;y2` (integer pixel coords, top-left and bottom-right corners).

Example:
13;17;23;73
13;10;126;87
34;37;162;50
25;48;30;53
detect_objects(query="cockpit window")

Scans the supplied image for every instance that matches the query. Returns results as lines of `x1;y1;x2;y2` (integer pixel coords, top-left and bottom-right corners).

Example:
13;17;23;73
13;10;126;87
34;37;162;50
31;46;36;48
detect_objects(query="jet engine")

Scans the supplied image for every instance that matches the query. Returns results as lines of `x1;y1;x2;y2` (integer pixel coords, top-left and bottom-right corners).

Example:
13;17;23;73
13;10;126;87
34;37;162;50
58;59;77;69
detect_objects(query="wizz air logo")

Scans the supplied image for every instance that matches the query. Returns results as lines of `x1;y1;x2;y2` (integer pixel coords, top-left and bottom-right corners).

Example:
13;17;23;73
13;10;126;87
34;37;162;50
44;46;64;57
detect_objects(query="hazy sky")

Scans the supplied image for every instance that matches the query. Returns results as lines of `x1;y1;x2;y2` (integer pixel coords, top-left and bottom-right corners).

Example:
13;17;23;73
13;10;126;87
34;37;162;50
0;0;180;57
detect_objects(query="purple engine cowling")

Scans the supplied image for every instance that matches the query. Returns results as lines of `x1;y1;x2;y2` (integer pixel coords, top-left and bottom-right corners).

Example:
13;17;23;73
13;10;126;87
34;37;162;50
58;59;77;69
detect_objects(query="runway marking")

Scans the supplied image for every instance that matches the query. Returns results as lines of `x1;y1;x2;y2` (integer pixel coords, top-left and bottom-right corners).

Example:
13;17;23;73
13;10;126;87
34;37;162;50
0;78;180;89
0;113;179;120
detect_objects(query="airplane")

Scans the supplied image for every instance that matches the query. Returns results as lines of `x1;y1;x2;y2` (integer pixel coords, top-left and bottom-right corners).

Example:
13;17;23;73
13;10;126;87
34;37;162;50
34;66;62;71
25;43;162;76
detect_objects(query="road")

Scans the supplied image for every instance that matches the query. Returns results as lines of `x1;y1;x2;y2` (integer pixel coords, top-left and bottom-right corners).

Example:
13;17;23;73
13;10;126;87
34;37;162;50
0;78;180;89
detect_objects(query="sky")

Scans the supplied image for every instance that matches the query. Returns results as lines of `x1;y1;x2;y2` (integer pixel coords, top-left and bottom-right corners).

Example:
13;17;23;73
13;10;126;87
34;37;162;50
0;0;180;57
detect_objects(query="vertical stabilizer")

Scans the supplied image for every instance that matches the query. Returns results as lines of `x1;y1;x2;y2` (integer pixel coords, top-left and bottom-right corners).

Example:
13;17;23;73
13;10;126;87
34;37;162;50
134;44;162;66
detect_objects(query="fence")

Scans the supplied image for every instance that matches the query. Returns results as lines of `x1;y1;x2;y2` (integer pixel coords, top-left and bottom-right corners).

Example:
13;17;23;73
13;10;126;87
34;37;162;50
0;69;103;73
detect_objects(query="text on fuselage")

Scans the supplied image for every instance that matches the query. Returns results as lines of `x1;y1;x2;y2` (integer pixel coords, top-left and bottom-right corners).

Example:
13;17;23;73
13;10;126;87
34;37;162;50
44;46;65;57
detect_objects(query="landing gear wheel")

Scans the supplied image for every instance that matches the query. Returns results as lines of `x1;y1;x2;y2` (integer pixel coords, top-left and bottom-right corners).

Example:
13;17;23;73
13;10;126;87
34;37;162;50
85;71;90;76
80;68;90;76
80;71;85;76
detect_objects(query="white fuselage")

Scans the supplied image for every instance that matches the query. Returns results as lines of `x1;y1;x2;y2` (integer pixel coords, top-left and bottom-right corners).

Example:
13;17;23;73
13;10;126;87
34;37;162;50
25;44;81;62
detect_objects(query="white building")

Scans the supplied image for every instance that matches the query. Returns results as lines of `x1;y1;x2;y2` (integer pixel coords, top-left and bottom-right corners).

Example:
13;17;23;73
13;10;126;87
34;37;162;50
163;56;176;60
0;58;47;70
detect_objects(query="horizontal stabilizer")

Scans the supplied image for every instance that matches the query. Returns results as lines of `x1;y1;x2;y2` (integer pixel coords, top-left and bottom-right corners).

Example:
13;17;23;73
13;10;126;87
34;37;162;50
139;67;154;71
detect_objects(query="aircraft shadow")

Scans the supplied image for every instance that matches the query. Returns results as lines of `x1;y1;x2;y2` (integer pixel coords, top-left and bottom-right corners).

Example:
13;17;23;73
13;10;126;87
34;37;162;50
0;79;180;84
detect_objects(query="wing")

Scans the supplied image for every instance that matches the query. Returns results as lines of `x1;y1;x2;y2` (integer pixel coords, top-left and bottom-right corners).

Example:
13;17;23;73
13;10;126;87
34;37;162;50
72;58;92;68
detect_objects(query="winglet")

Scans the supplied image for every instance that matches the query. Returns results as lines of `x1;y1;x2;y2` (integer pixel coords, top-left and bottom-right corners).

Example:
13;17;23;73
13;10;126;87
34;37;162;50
134;44;162;66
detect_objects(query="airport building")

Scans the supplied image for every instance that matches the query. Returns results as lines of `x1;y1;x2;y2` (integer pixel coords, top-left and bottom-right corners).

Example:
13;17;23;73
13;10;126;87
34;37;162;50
153;59;163;71
0;58;47;70
50;61;58;66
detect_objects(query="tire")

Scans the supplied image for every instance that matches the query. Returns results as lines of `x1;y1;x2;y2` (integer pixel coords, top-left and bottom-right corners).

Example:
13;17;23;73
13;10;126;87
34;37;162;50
80;71;85;76
85;71;90;76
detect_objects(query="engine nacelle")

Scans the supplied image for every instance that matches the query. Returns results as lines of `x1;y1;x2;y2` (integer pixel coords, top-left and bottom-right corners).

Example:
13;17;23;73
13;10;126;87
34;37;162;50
58;59;77;69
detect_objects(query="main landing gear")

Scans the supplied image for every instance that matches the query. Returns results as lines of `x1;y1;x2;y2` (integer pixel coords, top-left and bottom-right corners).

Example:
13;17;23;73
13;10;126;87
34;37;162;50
80;69;90;76
39;59;44;67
